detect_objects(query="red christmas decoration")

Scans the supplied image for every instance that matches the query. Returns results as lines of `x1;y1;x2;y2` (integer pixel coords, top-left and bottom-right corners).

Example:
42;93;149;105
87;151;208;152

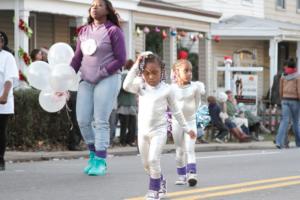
18;19;32;38
213;35;221;43
162;30;168;40
224;56;233;65
178;50;189;59
19;70;27;81
18;47;31;66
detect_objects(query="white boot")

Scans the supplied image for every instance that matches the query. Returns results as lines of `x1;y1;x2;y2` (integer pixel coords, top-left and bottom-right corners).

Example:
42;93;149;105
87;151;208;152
145;190;160;200
175;175;187;185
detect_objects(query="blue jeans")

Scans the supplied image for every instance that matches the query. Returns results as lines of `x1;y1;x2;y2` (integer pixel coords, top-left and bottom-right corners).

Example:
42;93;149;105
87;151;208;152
276;100;300;148
76;74;121;151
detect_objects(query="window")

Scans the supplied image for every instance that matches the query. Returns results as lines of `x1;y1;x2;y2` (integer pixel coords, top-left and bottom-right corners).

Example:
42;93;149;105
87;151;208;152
297;0;300;10
276;0;285;9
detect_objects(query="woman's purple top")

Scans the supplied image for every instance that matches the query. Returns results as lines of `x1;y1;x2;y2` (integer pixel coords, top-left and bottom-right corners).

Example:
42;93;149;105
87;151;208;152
70;20;126;84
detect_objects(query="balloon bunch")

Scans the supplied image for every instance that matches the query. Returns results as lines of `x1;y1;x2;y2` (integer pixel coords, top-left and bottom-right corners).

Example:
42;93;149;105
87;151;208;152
26;43;79;113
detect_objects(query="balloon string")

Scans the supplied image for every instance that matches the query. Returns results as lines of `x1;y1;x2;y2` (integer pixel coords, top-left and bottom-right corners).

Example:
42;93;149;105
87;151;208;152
65;102;74;131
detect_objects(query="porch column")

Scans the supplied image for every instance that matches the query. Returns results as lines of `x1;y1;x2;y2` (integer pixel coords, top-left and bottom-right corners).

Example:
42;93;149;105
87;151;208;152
122;17;134;59
297;41;300;74
163;28;176;83
269;38;278;89
17;9;30;72
14;0;20;68
169;29;177;66
205;35;214;95
224;60;232;90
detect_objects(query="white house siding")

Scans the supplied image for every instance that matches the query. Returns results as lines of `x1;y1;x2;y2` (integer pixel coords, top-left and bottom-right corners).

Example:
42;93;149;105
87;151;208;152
264;0;300;24
162;0;264;19
36;13;54;48
53;15;71;44
212;40;267;97
0;10;14;50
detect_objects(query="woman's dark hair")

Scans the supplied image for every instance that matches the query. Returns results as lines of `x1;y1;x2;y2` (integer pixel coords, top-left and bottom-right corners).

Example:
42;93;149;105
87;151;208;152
30;49;41;61
139;53;166;80
0;31;12;52
87;0;121;27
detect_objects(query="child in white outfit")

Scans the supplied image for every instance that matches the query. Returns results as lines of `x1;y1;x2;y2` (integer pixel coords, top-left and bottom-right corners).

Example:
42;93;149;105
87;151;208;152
123;52;196;200
171;59;205;187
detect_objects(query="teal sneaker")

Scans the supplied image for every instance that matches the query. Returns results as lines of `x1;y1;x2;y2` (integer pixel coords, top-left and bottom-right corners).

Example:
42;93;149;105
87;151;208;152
83;151;95;174
88;156;107;176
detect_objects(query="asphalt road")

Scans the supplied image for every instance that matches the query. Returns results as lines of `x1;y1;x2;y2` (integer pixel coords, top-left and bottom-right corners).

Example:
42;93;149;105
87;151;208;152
1;149;300;200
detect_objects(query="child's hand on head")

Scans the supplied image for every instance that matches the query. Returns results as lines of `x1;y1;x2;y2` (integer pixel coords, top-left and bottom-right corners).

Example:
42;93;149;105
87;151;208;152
135;55;143;65
188;130;196;139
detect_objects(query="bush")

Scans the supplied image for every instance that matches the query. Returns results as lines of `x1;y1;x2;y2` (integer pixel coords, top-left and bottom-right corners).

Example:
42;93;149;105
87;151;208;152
7;88;72;151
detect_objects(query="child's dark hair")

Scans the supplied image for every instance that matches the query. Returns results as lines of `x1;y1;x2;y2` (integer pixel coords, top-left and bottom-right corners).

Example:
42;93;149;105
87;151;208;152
30;48;41;61
139;53;166;80
0;31;12;53
88;0;121;28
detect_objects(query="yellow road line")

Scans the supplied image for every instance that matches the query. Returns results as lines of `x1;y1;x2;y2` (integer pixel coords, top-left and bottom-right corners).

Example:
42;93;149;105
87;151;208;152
174;180;300;200
125;176;300;200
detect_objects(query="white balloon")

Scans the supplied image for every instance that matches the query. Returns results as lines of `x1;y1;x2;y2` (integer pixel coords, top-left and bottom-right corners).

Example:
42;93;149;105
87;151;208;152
27;61;51;90
48;42;74;66
39;90;66;113
69;72;81;92
49;64;77;92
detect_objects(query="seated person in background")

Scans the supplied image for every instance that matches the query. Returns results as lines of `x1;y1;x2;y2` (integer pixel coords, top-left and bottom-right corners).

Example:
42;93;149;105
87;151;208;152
224;90;250;135
207;95;251;143
225;90;270;140
237;103;269;140
30;48;43;62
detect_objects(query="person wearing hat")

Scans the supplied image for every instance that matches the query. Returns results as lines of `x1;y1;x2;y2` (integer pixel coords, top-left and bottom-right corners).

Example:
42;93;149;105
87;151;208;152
0;31;19;170
275;58;300;149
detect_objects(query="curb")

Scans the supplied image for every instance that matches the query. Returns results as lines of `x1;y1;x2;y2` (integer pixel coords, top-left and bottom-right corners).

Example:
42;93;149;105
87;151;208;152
6;142;276;162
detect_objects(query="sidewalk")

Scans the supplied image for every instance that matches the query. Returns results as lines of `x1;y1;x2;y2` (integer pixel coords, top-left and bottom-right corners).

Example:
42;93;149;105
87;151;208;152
5;141;277;162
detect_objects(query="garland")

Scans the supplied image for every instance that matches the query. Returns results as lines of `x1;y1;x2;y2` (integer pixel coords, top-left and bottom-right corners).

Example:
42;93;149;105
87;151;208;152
19;70;28;82
18;47;31;65
19;19;33;38
18;48;29;83
136;26;221;43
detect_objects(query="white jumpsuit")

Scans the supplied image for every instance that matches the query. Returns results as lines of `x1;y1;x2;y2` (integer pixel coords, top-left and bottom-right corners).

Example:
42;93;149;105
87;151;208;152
171;82;205;174
123;64;191;179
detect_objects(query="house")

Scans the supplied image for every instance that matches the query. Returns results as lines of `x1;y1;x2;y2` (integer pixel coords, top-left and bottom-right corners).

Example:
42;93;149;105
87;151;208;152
0;0;221;83
163;0;300;99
